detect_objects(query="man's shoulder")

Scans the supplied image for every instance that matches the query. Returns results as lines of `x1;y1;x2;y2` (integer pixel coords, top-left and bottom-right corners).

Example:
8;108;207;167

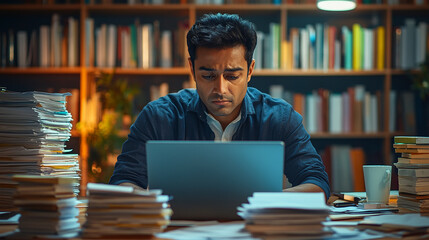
146;88;198;110
247;87;292;109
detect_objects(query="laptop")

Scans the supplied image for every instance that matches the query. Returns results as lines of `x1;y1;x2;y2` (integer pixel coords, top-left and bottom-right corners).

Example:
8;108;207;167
146;141;284;220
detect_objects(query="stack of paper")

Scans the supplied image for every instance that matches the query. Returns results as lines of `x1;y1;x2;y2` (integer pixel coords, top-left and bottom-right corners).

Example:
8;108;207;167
0;91;80;211
83;183;172;238
393;136;429;213
76;198;88;227
358;214;429;238
12;175;80;238
238;192;331;239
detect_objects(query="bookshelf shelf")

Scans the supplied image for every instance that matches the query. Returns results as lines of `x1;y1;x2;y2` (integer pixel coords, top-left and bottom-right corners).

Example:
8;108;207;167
0;4;81;12
194;4;283;11
86;4;190;12
389;5;429;11
285;4;388;11
389;132;419;137
0;67;81;74
86;68;389;76
252;69;387;76
90;67;190;75
311;132;387;139
390;69;419;75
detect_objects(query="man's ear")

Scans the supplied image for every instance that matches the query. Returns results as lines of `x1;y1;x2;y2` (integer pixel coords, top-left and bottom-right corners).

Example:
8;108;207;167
247;59;255;83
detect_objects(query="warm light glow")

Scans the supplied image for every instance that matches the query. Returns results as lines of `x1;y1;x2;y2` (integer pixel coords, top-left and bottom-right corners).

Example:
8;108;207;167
317;0;356;11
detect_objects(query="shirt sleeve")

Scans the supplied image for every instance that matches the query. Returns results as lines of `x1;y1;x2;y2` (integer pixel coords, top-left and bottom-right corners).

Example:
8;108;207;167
108;105;156;189
282;107;331;198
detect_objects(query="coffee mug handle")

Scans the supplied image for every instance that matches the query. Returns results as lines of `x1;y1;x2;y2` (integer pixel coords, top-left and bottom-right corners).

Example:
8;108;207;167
383;169;391;183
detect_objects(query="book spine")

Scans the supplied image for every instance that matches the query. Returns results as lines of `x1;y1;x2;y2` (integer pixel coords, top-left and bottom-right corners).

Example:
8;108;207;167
377;26;385;70
17;31;27;68
353;24;361;70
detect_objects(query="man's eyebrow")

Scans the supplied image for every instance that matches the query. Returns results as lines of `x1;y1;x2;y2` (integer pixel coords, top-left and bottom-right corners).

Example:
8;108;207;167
198;67;215;71
198;67;244;72
224;67;244;72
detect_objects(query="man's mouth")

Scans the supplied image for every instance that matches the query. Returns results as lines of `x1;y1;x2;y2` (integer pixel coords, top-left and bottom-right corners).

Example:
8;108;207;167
212;100;231;106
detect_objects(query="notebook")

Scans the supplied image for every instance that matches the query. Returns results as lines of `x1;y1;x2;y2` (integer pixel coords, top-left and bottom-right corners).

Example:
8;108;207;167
146;141;284;220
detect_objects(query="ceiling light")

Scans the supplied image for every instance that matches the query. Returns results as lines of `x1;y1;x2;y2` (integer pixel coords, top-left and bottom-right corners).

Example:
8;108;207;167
317;0;357;11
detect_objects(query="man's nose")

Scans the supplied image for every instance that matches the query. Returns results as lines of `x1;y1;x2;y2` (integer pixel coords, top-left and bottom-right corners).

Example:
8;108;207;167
213;75;227;94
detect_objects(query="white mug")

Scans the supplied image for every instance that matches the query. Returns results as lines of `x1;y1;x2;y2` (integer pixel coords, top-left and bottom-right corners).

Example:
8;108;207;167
363;165;392;204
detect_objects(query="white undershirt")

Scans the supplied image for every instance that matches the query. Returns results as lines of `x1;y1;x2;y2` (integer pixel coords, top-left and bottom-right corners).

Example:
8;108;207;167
206;112;241;141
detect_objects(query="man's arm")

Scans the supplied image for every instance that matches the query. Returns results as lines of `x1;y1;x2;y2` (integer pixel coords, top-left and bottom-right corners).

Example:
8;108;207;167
119;182;146;191
283;183;324;194
280;105;331;198
109;105;156;189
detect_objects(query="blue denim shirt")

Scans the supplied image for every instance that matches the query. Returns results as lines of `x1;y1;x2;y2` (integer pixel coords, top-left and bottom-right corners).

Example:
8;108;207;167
109;87;330;197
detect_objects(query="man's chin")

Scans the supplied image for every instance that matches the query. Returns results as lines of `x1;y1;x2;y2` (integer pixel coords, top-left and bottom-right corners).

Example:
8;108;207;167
208;109;232;117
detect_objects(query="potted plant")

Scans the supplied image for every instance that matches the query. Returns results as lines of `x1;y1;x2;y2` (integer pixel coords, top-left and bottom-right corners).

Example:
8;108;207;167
84;71;140;183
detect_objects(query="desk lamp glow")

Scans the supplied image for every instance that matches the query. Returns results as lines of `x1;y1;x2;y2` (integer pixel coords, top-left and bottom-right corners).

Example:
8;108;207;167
317;0;356;11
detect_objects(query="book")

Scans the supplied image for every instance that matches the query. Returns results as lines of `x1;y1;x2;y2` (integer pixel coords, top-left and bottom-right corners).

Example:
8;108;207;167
395;149;429;154
316;23;324;70
399;176;429;187
398;158;429;164
160;30;172;68
394;144;429;149
395;136;429;145
300;28;309;70
341;26;351;70
331;145;353;192
399;169;429;178
328;26;336;69
397;196;429;213
12;175;79;185
17;31;27;68
329;93;342;133
354;85;365;133
271;23;280;69
402;153;429;159
39;26;50;67
68;17;78;67
398;184;429;195
106;24;117;68
377;26;385;70
395;162;429;169
7;29;15;67
353;23;362;70
350;148;365;192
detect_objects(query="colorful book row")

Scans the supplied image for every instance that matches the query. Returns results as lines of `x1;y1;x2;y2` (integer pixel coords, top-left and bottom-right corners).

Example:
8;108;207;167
269;85;417;134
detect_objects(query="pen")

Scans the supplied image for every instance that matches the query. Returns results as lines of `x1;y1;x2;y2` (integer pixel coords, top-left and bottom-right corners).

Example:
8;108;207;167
333;202;357;207
333;193;361;204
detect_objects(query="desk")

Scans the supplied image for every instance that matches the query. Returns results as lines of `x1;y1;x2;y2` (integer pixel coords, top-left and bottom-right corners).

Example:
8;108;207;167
1;197;428;240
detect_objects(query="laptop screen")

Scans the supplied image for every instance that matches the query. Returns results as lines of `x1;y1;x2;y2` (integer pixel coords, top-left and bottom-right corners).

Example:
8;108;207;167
146;141;284;220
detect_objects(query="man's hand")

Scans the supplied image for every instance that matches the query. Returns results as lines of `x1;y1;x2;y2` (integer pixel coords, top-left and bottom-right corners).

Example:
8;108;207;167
283;183;324;194
119;182;146;191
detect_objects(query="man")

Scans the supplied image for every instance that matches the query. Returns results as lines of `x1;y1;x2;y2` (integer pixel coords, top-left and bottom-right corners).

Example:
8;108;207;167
109;13;330;198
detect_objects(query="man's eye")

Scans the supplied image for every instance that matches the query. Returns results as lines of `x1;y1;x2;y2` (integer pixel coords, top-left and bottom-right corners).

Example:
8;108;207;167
225;75;239;80
202;75;215;80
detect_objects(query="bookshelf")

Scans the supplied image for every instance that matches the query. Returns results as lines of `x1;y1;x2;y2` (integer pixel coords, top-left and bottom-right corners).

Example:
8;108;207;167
0;0;428;194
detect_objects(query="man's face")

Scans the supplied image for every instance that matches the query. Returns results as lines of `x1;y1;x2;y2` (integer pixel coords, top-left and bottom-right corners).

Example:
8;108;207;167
189;45;255;127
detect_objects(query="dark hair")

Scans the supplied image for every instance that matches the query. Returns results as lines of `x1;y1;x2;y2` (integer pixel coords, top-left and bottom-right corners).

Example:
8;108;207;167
187;13;257;70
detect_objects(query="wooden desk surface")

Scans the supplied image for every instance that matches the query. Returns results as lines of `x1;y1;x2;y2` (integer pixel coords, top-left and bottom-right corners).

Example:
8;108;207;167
0;192;419;240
